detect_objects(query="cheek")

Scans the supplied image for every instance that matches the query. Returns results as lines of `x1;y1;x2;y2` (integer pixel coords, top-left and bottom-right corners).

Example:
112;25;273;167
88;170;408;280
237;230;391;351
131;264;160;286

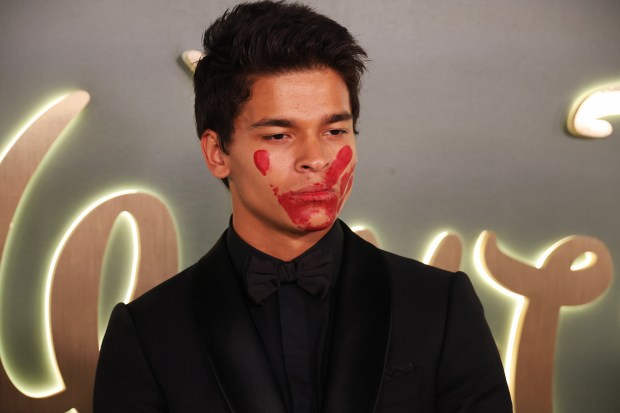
253;150;270;176
268;145;355;231
325;145;354;187
337;165;355;211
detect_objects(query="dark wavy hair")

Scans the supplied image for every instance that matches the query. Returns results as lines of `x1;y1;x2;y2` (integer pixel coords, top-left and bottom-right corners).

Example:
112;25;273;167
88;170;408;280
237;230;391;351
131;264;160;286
194;1;367;186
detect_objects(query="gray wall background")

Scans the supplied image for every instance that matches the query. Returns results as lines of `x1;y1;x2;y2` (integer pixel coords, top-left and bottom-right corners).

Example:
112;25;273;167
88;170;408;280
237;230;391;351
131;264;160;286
1;0;619;411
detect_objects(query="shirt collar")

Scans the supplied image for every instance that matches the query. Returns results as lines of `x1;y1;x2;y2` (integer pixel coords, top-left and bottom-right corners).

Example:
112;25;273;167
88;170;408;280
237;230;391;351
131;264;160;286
226;217;344;294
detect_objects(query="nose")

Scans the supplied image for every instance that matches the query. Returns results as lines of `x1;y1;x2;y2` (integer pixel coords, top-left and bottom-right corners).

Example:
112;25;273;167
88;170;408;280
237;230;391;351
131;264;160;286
295;136;331;173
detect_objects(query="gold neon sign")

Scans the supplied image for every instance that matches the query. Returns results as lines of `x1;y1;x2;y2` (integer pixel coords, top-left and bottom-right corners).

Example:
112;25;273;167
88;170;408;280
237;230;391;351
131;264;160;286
0;92;179;412
567;82;620;138
0;65;616;413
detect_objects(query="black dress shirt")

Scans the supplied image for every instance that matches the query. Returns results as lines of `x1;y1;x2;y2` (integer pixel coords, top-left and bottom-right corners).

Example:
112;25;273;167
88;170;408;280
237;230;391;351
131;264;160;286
226;221;343;413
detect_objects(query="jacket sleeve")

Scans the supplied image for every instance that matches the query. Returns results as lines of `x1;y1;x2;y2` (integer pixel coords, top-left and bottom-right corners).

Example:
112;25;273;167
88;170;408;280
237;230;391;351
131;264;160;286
435;272;513;412
93;303;167;412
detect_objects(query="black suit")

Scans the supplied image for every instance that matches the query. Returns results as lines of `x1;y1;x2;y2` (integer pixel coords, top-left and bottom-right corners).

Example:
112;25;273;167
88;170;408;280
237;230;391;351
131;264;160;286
94;222;512;412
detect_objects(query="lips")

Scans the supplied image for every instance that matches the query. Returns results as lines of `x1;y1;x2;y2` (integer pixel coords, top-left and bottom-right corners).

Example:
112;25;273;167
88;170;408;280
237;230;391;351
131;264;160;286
287;185;336;202
276;185;338;230
290;191;336;202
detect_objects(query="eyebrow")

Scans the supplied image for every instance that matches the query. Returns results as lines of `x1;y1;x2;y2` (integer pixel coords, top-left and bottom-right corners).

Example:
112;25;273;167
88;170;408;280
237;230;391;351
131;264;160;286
251;118;294;128
250;112;353;129
324;113;353;124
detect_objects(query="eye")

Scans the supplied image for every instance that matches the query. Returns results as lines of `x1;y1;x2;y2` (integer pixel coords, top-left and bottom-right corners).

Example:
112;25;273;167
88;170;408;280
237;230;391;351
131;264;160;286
263;133;288;141
326;129;348;137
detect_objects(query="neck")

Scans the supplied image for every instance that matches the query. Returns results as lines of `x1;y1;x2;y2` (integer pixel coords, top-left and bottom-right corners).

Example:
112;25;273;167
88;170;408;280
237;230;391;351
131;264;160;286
231;215;333;261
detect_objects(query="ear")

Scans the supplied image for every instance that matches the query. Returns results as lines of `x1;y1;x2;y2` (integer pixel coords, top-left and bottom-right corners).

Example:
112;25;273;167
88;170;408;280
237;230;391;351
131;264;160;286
200;130;230;179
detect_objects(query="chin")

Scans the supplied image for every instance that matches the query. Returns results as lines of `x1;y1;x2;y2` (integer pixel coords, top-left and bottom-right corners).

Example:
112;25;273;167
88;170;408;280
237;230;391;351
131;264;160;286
294;215;336;232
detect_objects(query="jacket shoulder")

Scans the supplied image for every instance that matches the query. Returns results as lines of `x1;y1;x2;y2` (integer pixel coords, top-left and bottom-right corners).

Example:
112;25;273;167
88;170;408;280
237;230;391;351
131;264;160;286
381;249;454;285
367;240;511;411
126;234;226;320
127;262;196;318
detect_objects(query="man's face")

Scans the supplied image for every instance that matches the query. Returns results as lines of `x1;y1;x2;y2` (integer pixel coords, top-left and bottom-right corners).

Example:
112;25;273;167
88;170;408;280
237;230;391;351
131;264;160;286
205;68;357;238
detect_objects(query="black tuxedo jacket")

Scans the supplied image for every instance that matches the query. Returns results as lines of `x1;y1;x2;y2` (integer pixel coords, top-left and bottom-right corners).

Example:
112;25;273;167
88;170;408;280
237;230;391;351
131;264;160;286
94;222;512;412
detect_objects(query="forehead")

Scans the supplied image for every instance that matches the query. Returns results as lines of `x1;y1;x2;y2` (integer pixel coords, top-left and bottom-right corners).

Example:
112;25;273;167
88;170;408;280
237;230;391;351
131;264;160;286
237;68;351;125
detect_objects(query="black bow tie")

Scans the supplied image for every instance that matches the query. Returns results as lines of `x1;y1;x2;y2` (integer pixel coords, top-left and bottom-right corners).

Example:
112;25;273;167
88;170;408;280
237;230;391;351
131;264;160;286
245;250;333;305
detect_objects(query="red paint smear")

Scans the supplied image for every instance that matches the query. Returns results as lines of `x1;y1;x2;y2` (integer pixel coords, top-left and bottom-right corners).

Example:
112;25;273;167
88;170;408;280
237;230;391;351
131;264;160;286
277;192;338;231
325;146;353;187
253;150;270;176
274;145;354;231
337;165;355;212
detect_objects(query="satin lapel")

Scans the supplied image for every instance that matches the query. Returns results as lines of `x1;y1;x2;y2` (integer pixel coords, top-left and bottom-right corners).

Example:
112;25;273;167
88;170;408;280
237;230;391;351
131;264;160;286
190;233;287;413
322;223;392;413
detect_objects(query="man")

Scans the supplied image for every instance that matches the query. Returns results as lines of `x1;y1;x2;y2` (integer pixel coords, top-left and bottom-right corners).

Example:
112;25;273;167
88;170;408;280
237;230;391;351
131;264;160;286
94;1;512;412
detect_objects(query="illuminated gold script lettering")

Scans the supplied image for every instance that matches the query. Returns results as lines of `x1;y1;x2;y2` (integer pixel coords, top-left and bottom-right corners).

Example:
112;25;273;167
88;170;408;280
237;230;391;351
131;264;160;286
352;228;463;273
0;92;178;412
567;82;620;139
477;231;613;413
423;231;463;272
0;88;616;413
